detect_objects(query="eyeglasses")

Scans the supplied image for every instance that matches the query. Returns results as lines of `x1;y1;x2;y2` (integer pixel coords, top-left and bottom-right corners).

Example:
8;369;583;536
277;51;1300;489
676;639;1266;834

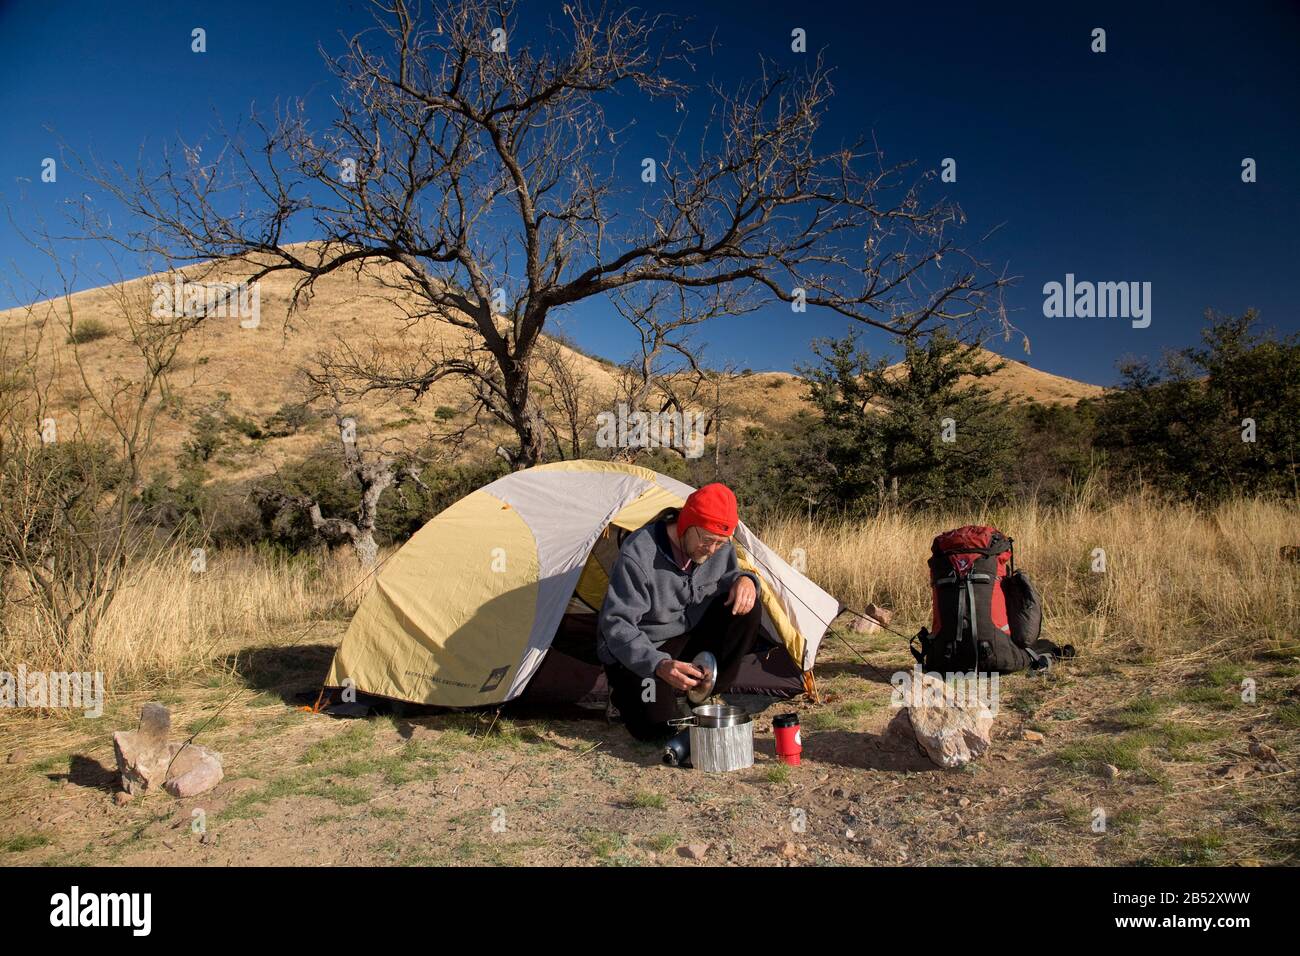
689;527;730;550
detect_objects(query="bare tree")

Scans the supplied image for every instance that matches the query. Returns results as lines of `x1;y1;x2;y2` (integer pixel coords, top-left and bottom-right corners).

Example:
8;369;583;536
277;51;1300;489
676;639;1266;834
0;236;195;660
533;334;593;460
77;0;1009;469
600;285;739;464
255;355;432;567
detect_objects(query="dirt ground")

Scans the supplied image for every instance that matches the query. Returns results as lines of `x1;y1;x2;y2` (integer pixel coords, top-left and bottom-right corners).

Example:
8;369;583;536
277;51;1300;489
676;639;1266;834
2;621;1297;867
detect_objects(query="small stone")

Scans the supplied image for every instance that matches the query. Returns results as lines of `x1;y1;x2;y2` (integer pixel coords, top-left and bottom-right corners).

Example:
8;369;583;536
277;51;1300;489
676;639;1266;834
779;841;799;859
957;796;971;808
996;787;1010;796
975;831;987;842
866;603;894;626
7;749;26;764
678;843;709;861
199;832;212;845
849;615;878;635
113;791;133;807
845;828;856;840
1102;763;1121;780
1020;729;1045;742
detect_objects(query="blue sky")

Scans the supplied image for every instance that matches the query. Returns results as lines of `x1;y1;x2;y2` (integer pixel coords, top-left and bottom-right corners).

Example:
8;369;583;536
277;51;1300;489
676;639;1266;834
2;0;1296;386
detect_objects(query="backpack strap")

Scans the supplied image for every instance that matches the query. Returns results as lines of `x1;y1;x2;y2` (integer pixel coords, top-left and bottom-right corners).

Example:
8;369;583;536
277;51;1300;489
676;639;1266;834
909;628;927;666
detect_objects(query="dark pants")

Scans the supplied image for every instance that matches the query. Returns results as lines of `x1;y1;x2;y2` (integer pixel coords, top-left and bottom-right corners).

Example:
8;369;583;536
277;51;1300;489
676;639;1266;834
604;592;762;741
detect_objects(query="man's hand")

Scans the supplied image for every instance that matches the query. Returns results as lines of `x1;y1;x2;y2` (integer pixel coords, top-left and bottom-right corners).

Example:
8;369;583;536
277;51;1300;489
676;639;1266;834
724;575;757;615
655;659;705;692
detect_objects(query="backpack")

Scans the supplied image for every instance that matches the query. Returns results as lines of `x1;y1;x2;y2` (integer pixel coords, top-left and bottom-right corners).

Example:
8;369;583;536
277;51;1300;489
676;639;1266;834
910;525;1059;674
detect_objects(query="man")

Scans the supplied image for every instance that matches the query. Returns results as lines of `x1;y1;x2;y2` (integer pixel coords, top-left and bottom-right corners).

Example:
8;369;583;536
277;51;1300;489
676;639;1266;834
597;482;763;741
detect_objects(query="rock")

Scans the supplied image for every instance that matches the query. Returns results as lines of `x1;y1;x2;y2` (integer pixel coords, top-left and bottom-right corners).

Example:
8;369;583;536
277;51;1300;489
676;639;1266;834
113;791;133;807
1020;729;1045;742
139;702;171;742
996;787;1010;796
849;604;894;634
1102;763;1121;780
163;744;224;798
779;841;799;859
7;749;26;764
957;796;971;808
1248;742;1279;764
895;673;996;769
113;733;171;796
113;704;224;797
677;843;709;861
845;828;856;840
849;615;878;635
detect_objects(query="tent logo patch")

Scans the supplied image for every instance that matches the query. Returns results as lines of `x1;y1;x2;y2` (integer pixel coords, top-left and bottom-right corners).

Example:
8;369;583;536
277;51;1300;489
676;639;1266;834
479;666;510;693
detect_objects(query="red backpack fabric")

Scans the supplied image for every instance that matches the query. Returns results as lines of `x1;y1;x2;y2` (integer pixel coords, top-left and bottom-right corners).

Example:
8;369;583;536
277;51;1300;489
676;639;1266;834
913;525;1035;673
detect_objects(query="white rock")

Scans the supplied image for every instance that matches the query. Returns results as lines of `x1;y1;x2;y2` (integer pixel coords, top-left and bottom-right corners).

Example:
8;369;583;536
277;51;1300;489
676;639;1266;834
889;673;995;769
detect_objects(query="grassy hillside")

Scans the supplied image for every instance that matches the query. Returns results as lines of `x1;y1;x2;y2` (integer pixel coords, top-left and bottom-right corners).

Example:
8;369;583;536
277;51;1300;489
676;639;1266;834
0;245;1104;486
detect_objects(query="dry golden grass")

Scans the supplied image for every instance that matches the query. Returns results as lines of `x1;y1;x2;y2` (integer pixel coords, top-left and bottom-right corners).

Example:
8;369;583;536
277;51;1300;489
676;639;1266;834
4;491;1294;691
759;489;1299;664
0;543;382;689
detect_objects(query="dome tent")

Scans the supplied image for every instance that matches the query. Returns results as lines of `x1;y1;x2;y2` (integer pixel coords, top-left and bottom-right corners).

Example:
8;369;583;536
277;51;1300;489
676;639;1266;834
325;460;841;708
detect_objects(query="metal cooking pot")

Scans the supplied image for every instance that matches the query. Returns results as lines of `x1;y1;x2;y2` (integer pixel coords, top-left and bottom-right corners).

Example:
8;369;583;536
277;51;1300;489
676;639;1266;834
669;703;752;728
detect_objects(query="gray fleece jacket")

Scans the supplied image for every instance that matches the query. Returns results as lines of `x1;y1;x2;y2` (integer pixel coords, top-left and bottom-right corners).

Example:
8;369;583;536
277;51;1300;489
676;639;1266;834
596;512;762;679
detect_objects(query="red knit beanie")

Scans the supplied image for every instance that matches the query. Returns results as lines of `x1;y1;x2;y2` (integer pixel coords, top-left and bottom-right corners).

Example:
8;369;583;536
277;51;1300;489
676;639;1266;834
677;483;739;538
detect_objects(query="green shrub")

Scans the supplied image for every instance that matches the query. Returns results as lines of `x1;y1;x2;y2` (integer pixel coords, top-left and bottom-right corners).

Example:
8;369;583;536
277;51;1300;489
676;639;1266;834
66;318;111;344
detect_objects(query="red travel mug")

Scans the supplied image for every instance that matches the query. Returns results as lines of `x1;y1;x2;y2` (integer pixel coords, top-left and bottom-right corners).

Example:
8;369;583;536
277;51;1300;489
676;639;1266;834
773;712;801;765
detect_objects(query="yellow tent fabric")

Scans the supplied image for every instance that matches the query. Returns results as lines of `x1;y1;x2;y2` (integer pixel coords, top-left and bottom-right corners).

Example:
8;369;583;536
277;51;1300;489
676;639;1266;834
326;460;840;707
